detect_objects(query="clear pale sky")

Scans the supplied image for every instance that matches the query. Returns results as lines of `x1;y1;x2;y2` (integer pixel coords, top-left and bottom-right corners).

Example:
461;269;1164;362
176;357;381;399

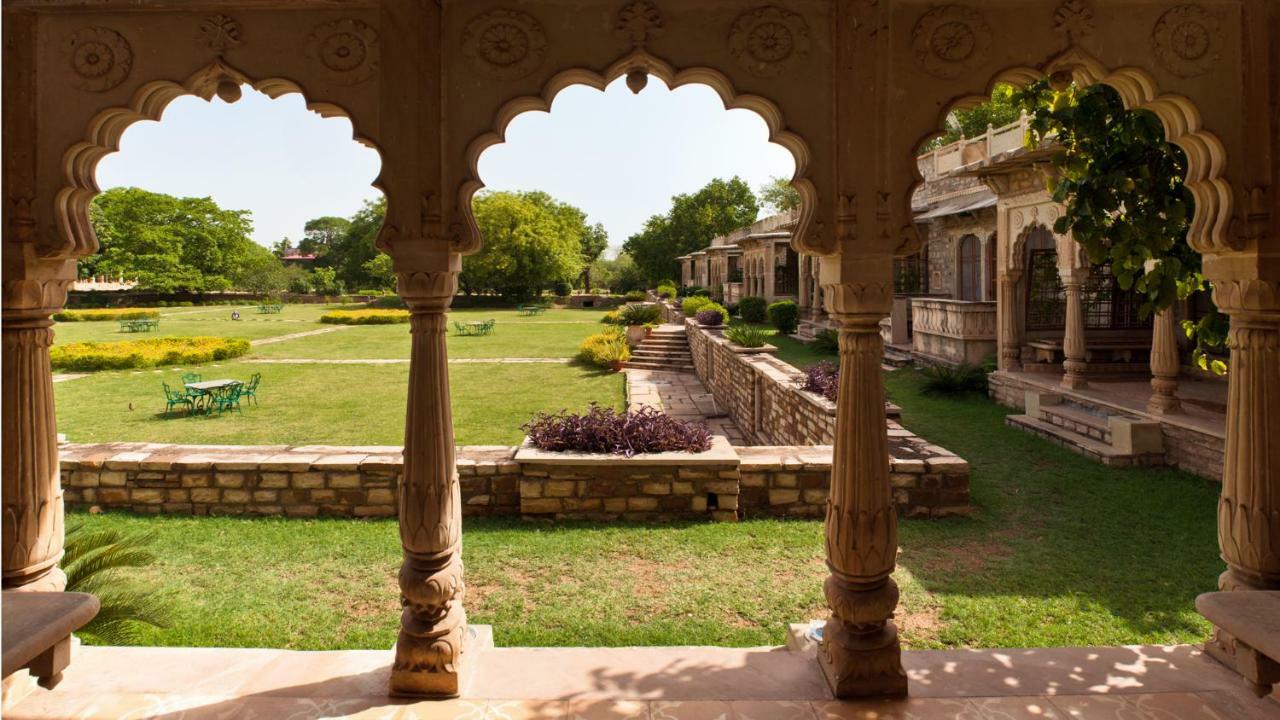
97;75;796;254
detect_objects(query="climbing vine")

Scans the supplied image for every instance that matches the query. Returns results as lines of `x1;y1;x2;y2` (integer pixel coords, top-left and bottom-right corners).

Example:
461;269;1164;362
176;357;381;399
1013;80;1228;373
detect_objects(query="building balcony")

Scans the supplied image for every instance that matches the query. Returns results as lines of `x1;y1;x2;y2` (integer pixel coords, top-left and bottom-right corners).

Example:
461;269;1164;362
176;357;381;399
910;298;997;367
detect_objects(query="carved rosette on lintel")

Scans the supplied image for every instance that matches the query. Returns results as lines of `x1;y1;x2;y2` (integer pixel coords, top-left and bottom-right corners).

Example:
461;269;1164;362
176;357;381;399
390;269;469;697
818;280;908;698
727;6;811;79
307;18;380;86
911;5;992;80
462;9;547;80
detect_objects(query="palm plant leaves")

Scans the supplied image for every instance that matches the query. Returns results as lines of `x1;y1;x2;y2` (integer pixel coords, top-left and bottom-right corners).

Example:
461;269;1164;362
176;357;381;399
63;522;171;644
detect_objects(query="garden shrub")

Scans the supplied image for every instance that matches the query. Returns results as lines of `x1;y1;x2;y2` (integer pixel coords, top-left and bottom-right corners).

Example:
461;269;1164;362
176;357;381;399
695;303;729;326
681;296;713;316
724;325;770;348
624;290;648;302
53;308;160;322
320;309;410;325
920;363;988;395
553;280;574;297
811;328;839;354
366;295;407;309
523;404;712;457
767;300;800;334
801;361;839;401
617;303;662;326
578;328;630;368
656;283;677;299
51;336;250;372
692;288;712;297
738;296;767;323
600;309;622;325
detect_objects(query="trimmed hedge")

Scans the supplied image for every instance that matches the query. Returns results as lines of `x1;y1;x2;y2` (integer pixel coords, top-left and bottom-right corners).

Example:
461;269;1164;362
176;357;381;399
578;328;630;368
681;296;714;317
768;300;800;335
320;309;410;325
737;296;767;323
51;336;251;372
53;308;160;322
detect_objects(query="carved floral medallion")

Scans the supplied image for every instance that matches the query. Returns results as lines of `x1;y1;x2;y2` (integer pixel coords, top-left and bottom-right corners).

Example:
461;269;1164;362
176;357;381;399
198;14;242;53
615;0;662;49
66;27;132;92
307;18;380;85
911;5;991;79
1152;4;1222;78
1053;0;1094;43
728;6;810;78
462;9;547;80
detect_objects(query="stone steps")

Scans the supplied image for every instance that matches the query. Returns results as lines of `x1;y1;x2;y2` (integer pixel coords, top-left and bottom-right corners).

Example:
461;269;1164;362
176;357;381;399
625;329;695;372
1004;414;1165;467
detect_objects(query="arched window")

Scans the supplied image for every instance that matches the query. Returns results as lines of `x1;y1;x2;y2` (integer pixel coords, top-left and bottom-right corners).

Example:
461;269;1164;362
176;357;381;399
957;234;981;301
1024;226;1065;330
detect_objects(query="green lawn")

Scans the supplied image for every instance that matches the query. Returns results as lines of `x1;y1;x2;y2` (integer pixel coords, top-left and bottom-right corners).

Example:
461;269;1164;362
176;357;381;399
724;320;836;369
54;360;623;446
70;369;1221;651
52;304;333;344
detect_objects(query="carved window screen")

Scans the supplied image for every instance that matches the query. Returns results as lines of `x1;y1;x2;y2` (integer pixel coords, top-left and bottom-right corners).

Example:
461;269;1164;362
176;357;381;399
957;235;981;300
894;249;929;295
1084;263;1150;330
1026;248;1065;330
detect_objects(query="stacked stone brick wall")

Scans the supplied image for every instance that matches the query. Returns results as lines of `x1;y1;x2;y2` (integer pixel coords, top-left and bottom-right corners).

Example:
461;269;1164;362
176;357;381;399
685;317;838;446
59;436;969;519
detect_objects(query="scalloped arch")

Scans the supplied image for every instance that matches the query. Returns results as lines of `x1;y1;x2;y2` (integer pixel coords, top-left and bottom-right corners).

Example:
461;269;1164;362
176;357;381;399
52;59;382;261
456;49;813;256
906;47;1234;258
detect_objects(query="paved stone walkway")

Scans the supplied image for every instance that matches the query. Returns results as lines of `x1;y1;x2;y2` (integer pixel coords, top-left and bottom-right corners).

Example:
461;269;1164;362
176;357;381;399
626;367;746;445
251;325;351;346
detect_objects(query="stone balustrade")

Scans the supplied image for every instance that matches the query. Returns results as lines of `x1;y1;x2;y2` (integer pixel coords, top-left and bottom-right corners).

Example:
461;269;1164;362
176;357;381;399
910;298;997;366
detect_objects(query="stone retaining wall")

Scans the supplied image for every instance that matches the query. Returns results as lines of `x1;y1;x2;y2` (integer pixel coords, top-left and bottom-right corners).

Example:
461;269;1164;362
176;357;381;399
59;436;970;520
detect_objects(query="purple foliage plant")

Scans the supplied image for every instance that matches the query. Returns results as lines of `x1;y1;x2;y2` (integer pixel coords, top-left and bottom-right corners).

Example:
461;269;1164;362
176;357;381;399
522;404;713;457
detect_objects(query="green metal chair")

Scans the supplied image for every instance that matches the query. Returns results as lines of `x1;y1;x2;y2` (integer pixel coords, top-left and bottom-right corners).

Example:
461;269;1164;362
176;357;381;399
242;373;262;406
162;383;193;417
213;382;245;415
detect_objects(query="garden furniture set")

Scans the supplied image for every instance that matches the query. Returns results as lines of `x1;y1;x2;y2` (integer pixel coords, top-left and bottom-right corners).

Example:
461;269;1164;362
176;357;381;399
453;319;496;336
162;372;261;417
257;303;284;314
118;318;160;333
516;304;548;316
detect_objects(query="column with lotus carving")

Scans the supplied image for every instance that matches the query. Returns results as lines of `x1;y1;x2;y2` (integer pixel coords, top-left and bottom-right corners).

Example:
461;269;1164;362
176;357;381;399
818;280;908;698
1147;306;1182;414
390;268;468;697
1060;268;1089;389
996;270;1022;371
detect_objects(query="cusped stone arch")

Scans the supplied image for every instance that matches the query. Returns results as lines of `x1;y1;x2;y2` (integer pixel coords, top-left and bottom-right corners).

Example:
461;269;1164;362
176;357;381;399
455;49;815;257
52;58;383;263
902;46;1235;265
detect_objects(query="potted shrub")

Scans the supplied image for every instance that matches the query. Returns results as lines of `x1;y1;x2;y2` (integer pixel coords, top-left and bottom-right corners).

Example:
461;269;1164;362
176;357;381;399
617;303;662;346
579;328;630;371
724;324;777;354
695;303;730;328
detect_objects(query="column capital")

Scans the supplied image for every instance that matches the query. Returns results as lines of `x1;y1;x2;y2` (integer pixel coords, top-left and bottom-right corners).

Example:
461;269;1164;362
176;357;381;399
1212;278;1280;322
824;282;893;326
397;270;458;313
2;278;72;323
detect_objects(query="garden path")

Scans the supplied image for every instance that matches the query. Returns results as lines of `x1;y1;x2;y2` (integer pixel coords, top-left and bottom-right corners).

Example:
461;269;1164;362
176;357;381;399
626;367;746;445
241;358;574;365
250;325;352;346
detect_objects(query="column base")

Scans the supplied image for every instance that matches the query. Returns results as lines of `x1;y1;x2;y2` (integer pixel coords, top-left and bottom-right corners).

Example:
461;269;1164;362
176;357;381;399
2;567;66;593
1060;361;1088;390
1146;396;1183;415
389;623;470;698
817;622;908;699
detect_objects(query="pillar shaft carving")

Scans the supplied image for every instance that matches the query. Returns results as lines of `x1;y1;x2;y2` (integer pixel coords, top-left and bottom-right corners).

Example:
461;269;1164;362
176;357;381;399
1148;307;1182;414
818;282;907;698
1061;279;1088;389
996;271;1022;371
390;269;468;697
1213;279;1280;593
2;279;71;592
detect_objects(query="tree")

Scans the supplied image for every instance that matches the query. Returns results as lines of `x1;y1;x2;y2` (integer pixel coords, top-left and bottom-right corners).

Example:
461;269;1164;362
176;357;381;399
590;252;646;293
362;253;397;291
923;83;1024;151
622;177;759;285
86;187;258;292
235;246;289;296
463;191;584;302
299;216;351;258
757;176;801;214
271;237;292;257
325;198;384;290
1013;80;1224;371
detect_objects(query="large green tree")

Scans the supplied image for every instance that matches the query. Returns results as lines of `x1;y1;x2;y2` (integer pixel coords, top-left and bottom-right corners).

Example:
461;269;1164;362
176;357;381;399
462;191;585;302
298;216;351;258
623;177;759;284
757;176;801;214
86;187;262;292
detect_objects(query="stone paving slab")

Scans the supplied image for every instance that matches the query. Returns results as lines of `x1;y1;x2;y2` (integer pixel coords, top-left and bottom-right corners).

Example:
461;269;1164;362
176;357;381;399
10;644;1277;719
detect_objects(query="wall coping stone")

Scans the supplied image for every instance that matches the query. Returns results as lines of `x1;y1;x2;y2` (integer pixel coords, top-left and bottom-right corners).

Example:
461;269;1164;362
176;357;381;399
513;435;738;467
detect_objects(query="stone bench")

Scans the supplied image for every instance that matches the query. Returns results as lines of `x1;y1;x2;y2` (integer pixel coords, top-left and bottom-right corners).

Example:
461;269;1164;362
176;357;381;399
2;591;99;689
1196;590;1280;697
1027;338;1150;364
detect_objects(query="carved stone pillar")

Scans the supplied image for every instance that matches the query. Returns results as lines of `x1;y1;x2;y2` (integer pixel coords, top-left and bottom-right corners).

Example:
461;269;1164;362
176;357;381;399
2;280;70;592
996;270;1022;372
1060;271;1088;390
798;256;812;311
819;282;908;698
1147;306;1182;414
390;269;468;698
1214;280;1280;592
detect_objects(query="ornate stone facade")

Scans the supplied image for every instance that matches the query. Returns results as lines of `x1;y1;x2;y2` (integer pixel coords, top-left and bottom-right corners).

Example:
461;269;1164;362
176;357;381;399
3;0;1278;700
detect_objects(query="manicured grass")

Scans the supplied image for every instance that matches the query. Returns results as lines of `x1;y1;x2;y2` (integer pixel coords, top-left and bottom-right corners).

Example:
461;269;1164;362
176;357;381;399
54;360;624;446
726;320;836;370
53;304;333;344
250;308;610;360
70;369;1221;651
